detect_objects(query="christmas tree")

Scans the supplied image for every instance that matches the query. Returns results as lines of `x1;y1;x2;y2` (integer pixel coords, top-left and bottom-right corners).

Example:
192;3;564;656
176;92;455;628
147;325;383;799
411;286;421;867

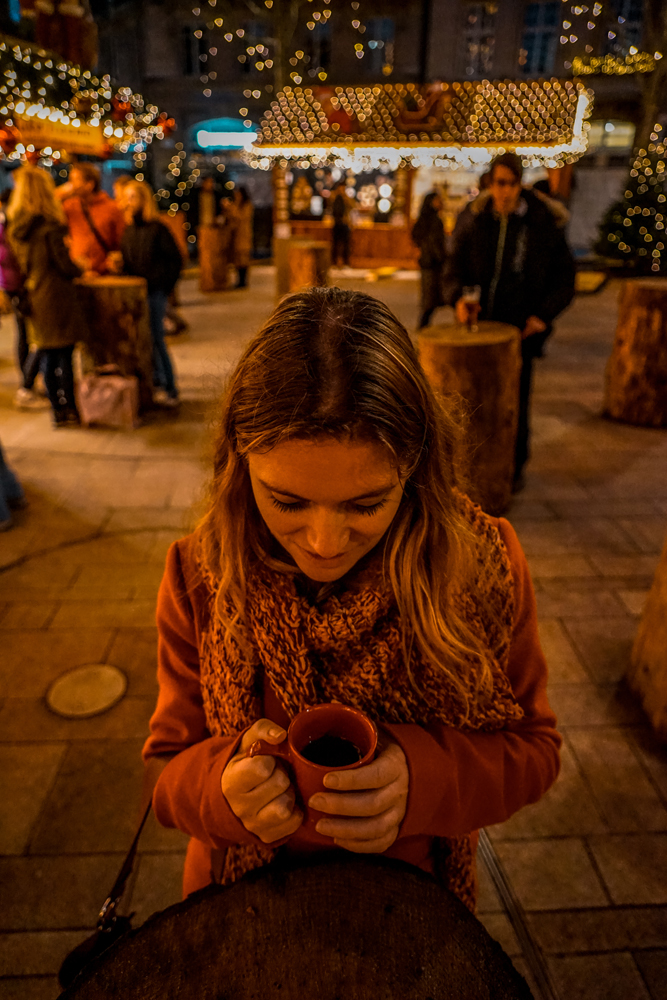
595;124;667;274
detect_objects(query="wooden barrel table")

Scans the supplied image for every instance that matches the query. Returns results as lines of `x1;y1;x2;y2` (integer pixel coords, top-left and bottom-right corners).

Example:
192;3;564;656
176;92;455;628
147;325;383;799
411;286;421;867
76;275;153;413
287;238;330;294
627;528;667;739
59;856;532;1000
418;321;521;515
198;224;233;292
604;278;667;427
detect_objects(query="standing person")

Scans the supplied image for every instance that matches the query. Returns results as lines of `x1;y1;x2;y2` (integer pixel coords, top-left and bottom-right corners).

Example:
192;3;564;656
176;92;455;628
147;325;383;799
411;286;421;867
57;163;125;275
0;438;25;531
411;191;447;328
226;186;254;289
143;287;561;912
7;167;85;428
0;188;49;410
444;152;575;489
331;182;352;267
114;180;182;407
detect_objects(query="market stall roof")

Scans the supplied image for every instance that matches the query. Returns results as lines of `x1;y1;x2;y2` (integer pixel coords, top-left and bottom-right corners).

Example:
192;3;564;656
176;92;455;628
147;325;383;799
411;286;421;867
246;79;593;171
0;32;173;160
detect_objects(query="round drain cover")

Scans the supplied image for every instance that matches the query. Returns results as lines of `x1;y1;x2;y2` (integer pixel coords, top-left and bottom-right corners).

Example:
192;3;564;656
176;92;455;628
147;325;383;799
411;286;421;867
46;664;127;719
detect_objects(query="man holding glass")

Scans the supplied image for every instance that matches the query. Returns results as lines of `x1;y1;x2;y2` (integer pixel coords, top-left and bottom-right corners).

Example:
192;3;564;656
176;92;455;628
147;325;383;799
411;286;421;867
444;152;575;490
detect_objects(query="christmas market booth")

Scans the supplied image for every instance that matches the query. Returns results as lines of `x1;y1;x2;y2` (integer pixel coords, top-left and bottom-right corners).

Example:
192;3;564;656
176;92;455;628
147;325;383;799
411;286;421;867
244;79;593;270
0;32;174;173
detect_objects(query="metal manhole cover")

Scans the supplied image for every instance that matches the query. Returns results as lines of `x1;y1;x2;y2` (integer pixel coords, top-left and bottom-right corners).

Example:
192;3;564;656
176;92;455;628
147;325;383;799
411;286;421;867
46;664;127;719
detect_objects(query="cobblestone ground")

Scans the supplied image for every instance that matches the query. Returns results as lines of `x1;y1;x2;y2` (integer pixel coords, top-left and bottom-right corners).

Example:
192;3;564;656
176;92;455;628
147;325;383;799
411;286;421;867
0;268;666;1000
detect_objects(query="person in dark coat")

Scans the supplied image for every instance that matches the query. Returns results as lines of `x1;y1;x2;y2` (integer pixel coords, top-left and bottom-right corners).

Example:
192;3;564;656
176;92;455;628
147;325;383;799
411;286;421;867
7;166;85;427
331;182;353;267
444;153;575;488
412;192;447;328
114;180;183;407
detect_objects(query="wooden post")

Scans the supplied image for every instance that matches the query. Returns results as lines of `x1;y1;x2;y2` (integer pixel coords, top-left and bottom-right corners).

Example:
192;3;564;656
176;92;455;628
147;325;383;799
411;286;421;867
604;278;667;427
418;321;521;515
287;239;330;293
198;225;232;292
76;275;153;412
627;530;667;740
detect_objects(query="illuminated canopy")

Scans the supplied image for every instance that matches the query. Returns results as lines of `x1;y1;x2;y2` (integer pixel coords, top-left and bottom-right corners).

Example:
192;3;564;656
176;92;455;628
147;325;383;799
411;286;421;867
245;79;593;171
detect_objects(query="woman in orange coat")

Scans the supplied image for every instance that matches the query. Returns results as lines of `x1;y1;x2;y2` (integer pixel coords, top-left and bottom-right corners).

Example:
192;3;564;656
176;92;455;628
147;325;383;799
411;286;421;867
143;287;560;911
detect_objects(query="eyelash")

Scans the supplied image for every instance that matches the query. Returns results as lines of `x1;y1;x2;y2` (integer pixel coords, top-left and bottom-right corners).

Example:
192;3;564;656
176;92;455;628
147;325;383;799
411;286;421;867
270;497;389;517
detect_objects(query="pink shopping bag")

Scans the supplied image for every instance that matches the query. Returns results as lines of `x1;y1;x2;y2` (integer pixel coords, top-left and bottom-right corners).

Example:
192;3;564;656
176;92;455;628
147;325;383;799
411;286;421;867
77;366;140;430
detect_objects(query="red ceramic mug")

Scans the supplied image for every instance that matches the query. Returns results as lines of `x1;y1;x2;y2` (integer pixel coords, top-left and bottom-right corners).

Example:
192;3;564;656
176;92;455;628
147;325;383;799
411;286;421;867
247;703;378;846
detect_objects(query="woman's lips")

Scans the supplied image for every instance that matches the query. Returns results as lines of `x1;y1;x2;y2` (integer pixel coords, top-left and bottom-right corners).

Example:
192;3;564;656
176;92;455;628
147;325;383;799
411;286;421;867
297;545;347;563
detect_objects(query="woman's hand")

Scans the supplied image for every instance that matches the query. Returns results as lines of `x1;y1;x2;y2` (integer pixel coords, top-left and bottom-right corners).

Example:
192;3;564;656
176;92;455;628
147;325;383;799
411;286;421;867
308;739;409;853
220;719;303;844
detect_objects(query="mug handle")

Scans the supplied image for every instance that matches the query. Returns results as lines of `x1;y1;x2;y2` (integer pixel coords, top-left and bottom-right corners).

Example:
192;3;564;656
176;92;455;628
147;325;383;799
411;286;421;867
246;738;290;760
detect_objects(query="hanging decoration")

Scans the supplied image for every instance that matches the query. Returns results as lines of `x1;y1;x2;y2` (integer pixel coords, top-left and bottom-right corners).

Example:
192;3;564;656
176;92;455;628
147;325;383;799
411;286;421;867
0;32;173;162
244;78;593;171
559;0;605;69
595;125;667;274
573;50;663;76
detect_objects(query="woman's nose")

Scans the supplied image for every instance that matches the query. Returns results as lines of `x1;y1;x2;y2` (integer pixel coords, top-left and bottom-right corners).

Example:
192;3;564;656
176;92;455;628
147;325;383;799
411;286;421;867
304;509;350;557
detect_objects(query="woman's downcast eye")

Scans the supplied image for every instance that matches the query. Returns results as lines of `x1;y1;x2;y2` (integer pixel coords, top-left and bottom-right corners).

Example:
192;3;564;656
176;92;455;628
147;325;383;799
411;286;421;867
269;496;390;516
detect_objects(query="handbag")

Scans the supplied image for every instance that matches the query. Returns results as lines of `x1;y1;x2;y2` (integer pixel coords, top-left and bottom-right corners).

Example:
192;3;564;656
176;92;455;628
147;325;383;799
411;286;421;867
77;364;140;429
58;801;152;990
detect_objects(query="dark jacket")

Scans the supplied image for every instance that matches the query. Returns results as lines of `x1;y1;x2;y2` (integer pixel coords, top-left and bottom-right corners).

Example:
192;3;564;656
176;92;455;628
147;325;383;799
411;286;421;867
8;213;84;349
444;189;575;356
120;217;182;294
411;209;446;269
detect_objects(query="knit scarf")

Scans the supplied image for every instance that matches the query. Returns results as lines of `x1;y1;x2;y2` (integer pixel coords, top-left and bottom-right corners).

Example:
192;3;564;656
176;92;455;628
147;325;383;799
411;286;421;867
197;496;522;911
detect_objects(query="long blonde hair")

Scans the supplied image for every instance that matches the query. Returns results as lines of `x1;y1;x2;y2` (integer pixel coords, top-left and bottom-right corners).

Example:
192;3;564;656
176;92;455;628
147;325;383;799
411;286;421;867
6;166;66;225
199;287;502;714
124;179;161;222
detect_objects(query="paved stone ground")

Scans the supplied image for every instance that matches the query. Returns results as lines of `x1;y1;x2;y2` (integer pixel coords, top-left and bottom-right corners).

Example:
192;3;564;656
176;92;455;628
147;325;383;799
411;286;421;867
0;268;666;1000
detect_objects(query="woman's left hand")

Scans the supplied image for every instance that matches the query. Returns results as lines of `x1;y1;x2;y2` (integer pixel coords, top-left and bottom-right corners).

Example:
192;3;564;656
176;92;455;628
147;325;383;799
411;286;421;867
308;739;409;853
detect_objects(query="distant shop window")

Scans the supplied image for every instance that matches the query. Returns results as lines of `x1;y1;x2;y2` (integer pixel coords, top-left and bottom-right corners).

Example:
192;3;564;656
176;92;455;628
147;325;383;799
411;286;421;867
462;3;496;78
519;2;558;75
366;18;395;76
183;25;208;77
605;0;643;55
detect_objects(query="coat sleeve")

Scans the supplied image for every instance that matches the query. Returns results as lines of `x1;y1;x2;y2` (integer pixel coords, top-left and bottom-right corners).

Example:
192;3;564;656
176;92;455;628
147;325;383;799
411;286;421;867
156;222;183;293
46;227;82;280
533;225;576;325
142;541;264;851
384;518;561;840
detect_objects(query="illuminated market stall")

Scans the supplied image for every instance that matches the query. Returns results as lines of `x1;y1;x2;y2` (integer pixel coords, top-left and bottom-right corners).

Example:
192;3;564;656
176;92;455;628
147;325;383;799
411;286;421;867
0;32;173;172
245;78;593;269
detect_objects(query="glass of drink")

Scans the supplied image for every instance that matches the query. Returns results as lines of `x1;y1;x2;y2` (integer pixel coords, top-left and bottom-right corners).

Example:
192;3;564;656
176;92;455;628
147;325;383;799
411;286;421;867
461;285;481;333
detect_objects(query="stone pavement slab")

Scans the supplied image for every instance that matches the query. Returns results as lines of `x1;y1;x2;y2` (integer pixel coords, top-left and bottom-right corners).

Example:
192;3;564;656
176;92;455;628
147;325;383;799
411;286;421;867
1;272;667;999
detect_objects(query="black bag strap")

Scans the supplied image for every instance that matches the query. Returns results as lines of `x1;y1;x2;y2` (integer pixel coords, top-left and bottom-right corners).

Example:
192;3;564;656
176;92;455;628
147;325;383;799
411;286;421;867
58;799;152;990
80;200;111;256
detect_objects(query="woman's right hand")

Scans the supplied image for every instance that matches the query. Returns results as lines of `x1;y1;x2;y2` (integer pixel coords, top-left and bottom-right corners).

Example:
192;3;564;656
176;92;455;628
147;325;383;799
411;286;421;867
221;719;303;844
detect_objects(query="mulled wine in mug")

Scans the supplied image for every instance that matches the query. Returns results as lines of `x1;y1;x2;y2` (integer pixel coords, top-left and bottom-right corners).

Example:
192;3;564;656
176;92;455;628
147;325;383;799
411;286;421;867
247;703;378;845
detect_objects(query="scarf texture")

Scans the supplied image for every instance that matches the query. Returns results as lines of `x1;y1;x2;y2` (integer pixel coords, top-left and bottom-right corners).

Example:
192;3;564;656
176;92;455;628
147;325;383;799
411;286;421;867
197;495;522;911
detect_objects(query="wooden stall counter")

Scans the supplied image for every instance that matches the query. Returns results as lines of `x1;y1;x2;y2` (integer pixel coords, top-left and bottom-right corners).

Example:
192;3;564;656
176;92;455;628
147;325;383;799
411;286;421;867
290;219;419;269
627;528;667;740
76;275;153;412
198;224;234;292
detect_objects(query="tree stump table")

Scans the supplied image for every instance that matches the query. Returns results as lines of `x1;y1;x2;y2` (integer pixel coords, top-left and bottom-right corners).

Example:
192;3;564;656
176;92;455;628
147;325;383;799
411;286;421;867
76;275;153;413
604;278;667;426
627;529;667;740
198;224;233;292
60;856;531;1000
418;322;521;515
287;238;330;293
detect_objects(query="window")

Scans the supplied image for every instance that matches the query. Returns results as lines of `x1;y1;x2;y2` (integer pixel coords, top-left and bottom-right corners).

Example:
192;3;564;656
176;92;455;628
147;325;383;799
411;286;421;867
183;25;208;77
605;0;643;56
463;3;496;78
365;17;395;76
519;2;558;75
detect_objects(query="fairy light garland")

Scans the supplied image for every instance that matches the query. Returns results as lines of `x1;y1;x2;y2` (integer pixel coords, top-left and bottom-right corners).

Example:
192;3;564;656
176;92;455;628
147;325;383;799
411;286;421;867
573;50;663;75
0;33;172;161
244;78;593;171
560;0;604;67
